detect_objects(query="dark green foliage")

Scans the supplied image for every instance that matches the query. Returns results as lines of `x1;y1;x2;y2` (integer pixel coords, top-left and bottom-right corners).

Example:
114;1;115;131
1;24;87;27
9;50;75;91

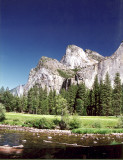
112;73;122;116
121;84;123;114
76;83;87;115
101;73;112;116
2;90;14;112
0;103;6;121
93;75;100;115
48;90;55;114
67;85;78;114
87;89;95;116
75;99;84;115
38;87;49;114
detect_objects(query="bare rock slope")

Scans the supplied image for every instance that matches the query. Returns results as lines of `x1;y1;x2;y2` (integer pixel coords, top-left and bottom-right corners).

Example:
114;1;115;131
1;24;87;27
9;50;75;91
12;42;123;96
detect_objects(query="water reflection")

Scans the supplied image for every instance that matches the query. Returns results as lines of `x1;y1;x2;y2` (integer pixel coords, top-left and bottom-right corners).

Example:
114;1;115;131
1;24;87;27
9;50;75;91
0;128;123;158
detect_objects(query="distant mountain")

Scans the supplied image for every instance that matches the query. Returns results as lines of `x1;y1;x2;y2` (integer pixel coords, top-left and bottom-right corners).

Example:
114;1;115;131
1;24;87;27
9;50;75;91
10;85;24;97
12;41;123;96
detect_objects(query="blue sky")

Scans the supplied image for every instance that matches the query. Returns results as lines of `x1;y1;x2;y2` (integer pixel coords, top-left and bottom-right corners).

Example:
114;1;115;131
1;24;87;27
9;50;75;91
0;0;123;90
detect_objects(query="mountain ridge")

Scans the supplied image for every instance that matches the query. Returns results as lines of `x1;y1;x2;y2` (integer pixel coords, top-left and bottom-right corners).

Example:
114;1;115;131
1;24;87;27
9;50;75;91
11;42;123;96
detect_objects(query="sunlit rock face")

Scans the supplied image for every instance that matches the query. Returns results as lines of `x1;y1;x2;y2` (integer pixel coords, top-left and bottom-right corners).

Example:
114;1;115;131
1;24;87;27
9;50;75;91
12;42;123;96
98;41;123;87
24;56;69;94
60;45;99;69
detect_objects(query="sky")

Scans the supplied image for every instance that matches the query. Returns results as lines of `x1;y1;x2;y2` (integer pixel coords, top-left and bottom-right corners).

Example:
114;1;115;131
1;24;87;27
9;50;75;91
0;0;123;90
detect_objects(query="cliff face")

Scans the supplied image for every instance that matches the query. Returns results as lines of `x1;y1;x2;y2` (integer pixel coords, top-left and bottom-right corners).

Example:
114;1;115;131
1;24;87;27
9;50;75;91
98;41;123;86
12;42;123;96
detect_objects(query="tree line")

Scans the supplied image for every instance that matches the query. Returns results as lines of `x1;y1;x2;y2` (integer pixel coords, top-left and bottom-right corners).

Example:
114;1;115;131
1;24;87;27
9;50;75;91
0;72;123;116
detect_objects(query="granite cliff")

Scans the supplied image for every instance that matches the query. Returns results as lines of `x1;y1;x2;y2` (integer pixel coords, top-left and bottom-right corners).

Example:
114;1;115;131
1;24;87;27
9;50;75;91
12;41;123;96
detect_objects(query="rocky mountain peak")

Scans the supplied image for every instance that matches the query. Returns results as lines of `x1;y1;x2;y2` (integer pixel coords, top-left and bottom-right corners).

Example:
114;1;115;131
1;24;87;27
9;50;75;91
11;42;123;96
60;45;98;69
85;49;104;62
111;41;123;58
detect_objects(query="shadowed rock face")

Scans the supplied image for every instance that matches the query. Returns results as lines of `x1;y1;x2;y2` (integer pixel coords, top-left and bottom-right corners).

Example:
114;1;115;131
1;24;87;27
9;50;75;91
11;42;123;96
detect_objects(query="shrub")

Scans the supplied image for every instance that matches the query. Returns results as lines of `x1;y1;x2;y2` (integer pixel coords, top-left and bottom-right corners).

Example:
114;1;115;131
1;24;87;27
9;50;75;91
53;118;61;125
69;114;82;129
23;118;55;129
115;116;123;128
59;110;70;130
92;121;102;128
0;103;6;121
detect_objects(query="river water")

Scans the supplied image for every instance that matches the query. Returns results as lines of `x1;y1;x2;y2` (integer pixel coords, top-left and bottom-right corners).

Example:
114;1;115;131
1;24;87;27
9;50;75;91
0;128;123;159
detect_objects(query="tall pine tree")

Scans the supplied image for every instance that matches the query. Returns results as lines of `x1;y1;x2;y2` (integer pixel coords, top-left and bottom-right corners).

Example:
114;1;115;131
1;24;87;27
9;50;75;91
75;83;87;115
121;84;123;114
112;73;122;116
93;75;100;116
101;72;112;116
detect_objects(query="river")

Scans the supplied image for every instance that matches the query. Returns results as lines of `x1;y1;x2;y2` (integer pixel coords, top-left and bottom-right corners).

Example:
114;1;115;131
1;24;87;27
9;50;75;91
0;126;123;159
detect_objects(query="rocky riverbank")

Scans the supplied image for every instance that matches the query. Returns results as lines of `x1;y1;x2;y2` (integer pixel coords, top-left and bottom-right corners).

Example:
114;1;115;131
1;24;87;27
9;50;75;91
0;124;72;134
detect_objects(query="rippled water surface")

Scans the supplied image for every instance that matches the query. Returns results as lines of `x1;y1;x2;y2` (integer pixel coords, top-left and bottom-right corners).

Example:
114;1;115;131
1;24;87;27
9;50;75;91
0;128;123;158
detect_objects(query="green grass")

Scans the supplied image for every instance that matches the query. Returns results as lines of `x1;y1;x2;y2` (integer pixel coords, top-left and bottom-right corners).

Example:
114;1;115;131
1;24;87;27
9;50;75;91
0;112;121;134
72;128;123;134
0;112;61;126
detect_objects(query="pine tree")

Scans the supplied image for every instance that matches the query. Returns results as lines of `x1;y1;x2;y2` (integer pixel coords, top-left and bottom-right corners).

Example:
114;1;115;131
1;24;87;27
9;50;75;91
67;85;78;114
27;88;34;113
87;89;95;116
75;83;87;115
38;87;49;114
48;90;54;114
101;73;112;116
112;73;122;116
121;84;123;114
93;75;100;116
32;85;39;114
0;86;5;103
20;96;28;112
2;90;14;111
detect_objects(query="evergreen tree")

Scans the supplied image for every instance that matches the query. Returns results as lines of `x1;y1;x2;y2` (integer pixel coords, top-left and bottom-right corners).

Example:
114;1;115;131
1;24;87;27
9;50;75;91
121;84;123;114
38;87;49;114
93;75;100;116
75;99;84;115
32;85;39;114
101;73;112;116
67;85;78;114
48;90;54;114
112;73;122;116
20;96;28;112
55;95;68;115
99;80;104;116
0;86;5;103
27;88;34;113
2;90;14;111
75;83;87;115
87;89;95;116
60;88;68;100
16;97;22;112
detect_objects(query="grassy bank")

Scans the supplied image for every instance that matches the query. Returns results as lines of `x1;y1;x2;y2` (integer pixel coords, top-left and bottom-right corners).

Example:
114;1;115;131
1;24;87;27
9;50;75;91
0;112;60;126
0;112;122;134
